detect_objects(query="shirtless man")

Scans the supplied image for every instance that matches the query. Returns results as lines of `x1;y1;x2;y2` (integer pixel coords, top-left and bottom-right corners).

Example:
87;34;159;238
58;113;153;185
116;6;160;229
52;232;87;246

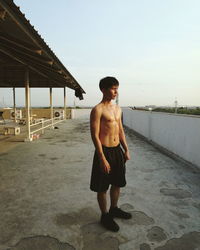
90;76;132;232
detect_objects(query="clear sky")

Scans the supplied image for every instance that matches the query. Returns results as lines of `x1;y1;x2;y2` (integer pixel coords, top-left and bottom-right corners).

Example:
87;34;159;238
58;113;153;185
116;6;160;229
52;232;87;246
0;0;200;107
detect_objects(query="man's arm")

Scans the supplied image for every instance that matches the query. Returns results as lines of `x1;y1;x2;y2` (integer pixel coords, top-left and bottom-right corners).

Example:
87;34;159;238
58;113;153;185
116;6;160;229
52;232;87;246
118;108;130;161
90;107;111;173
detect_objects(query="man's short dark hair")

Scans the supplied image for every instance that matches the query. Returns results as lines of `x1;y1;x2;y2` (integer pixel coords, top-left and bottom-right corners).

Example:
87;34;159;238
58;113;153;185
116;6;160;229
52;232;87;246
99;76;119;91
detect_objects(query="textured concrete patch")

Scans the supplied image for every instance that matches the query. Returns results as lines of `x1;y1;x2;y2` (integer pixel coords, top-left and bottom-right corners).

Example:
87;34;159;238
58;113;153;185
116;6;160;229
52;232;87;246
120;203;134;211
119;240;139;250
56;139;77;147
170;210;190;219
140;243;151;250
55;207;98;227
81;223;119;250
8;235;75;250
140;168;162;173
74;122;90;134
193;202;200;211
158;181;169;187
50;157;59;161
147;226;167;242
58;140;68;143
0;152;8;156
0;216;33;245
43;137;54;140
56;213;76;226
160;188;192;199
154;232;200;250
38;154;46;157
169;199;190;209
121;211;154;226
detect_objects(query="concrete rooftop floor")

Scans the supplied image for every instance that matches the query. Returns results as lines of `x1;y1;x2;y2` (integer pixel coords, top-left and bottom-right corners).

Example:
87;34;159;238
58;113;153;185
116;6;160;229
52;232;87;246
0;119;200;250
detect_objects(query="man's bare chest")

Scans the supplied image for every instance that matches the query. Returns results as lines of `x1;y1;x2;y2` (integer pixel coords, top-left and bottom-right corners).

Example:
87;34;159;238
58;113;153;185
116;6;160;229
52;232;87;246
101;108;120;123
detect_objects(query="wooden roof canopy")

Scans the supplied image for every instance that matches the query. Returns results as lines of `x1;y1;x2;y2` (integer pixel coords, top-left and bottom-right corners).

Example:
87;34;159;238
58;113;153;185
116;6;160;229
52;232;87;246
0;0;85;100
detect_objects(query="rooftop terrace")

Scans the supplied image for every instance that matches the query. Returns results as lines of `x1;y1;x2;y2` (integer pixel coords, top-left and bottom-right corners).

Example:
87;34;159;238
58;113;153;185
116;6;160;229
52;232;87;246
0;119;200;250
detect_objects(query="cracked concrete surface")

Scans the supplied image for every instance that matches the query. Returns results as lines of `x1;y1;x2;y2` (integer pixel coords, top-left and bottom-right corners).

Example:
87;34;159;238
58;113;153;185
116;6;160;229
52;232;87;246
7;236;75;250
0;119;200;250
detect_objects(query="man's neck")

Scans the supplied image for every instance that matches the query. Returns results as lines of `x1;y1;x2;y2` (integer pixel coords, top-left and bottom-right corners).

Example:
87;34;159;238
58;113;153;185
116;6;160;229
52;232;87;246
101;97;113;106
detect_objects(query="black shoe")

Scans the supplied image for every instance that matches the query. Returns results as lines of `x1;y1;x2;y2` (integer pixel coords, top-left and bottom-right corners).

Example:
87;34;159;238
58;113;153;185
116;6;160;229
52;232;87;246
109;207;132;219
100;213;119;232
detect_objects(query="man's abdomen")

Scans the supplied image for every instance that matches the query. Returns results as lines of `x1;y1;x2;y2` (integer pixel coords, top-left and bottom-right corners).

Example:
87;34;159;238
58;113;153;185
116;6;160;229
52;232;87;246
99;125;120;147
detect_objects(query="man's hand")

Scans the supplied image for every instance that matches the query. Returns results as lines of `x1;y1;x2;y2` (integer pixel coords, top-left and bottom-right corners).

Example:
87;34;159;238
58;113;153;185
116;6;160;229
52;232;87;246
124;150;130;162
100;158;111;174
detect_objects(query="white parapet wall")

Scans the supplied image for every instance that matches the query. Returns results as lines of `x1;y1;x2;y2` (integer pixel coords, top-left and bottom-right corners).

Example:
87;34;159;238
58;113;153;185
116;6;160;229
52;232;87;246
71;108;92;119
122;108;200;168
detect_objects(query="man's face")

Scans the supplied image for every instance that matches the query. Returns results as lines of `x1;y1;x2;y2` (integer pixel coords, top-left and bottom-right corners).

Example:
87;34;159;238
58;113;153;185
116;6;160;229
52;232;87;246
103;85;119;100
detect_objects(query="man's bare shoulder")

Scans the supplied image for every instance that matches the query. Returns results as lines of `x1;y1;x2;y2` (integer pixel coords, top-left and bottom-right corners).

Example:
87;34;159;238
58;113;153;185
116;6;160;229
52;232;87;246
90;103;103;118
91;103;104;113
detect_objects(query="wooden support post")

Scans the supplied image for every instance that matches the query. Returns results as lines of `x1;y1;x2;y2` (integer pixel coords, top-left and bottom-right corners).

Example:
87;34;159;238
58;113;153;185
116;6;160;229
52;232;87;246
64;87;66;119
13;87;16;123
24;68;32;141
50;87;53;128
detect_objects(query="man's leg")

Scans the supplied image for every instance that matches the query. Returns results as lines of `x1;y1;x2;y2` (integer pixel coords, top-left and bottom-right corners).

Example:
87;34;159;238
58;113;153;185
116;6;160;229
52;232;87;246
97;191;107;213
109;185;132;219
110;185;120;208
97;190;119;232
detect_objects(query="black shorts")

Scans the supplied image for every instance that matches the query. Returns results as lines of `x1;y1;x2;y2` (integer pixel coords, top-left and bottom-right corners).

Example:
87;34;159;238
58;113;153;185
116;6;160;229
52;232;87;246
90;144;126;192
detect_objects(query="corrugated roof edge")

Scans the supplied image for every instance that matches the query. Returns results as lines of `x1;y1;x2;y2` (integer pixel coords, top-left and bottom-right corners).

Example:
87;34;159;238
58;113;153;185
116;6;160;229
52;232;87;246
1;0;85;94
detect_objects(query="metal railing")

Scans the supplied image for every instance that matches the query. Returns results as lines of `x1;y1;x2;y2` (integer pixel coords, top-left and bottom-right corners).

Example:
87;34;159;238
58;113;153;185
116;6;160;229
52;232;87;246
30;117;65;135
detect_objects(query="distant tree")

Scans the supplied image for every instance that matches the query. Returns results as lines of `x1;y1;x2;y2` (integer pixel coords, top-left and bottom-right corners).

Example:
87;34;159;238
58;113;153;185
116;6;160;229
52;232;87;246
153;107;200;116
